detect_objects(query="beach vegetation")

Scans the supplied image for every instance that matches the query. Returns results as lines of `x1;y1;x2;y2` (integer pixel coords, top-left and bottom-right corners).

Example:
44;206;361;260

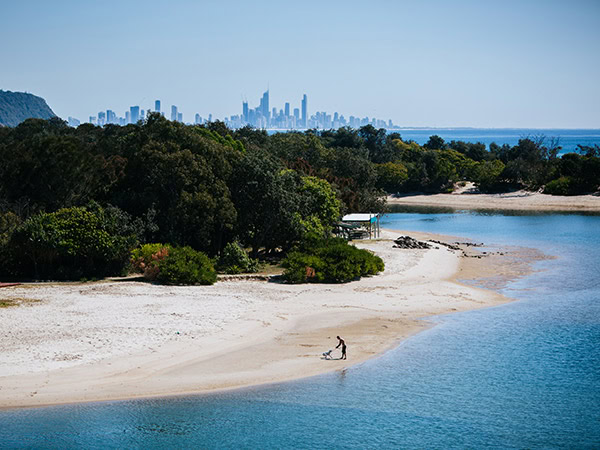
282;238;384;283
155;246;217;285
218;241;259;274
1;205;137;280
0;117;598;280
130;243;173;280
543;176;576;196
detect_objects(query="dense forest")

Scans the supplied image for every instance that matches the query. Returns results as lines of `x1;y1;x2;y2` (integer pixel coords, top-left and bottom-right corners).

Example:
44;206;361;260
0;90;56;127
0;114;598;281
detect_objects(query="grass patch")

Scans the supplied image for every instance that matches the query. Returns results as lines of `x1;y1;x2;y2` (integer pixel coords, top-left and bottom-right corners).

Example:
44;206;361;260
256;263;284;276
0;297;41;308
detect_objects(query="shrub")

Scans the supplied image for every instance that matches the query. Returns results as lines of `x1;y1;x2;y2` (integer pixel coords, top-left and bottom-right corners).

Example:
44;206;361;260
544;176;577;196
4;206;138;280
218;241;259;274
130;243;172;280
156;246;217;285
282;238;384;283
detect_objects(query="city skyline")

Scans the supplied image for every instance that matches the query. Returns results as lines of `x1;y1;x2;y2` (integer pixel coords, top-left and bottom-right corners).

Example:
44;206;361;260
4;1;597;128
79;89;399;130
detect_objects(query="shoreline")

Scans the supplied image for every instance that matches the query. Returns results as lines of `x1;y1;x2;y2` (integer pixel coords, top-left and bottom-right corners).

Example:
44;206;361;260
0;230;542;410
387;191;600;212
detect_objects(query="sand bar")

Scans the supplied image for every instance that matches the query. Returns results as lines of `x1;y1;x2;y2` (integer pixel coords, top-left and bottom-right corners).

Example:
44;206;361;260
0;230;539;409
388;189;600;212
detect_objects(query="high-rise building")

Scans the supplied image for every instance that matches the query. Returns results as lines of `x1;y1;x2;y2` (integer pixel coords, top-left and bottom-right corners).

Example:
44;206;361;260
130;106;140;124
98;111;106;126
106;110;116;124
171;105;178;121
242;101;249;123
301;94;308;128
125;111;130;123
155;100;161;113
284;102;290;117
177;112;183;123
260;90;270;125
195;113;201;124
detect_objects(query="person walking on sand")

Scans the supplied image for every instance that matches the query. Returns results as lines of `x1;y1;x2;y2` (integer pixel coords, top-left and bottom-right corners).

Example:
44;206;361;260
336;336;347;360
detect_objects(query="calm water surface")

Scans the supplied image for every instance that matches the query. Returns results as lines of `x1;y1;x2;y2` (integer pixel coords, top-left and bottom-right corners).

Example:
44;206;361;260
270;128;600;154
395;128;600;155
1;210;599;448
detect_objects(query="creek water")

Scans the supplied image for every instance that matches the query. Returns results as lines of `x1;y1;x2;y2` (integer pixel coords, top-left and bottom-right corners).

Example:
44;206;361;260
1;209;599;448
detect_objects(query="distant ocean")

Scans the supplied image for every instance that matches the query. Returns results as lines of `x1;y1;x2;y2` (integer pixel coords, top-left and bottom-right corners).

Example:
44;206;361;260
394;128;600;154
270;128;600;154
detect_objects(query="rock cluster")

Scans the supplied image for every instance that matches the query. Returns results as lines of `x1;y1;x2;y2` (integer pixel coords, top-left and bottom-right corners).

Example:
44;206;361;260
454;241;484;247
429;240;461;251
393;236;431;249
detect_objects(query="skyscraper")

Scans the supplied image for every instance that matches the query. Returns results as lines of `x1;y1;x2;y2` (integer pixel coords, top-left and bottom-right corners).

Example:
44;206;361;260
242;101;249;123
301;94;308;128
177;112;183;123
284;102;290;117
130;106;140;124
155;100;161;113
171;105;178;121
261;90;269;125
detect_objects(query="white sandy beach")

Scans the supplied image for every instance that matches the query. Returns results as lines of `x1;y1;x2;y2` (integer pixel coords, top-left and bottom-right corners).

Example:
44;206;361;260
0;230;536;409
388;188;600;211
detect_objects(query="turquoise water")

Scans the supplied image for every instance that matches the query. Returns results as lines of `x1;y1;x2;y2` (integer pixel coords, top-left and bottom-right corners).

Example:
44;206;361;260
1;210;599;448
270;128;600;155
394;128;600;155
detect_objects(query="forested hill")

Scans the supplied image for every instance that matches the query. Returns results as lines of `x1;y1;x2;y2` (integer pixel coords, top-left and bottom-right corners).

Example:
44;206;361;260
0;90;56;127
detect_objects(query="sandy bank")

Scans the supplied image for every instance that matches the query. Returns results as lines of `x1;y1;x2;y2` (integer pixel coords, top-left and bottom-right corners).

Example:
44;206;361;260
388;189;600;212
0;230;538;409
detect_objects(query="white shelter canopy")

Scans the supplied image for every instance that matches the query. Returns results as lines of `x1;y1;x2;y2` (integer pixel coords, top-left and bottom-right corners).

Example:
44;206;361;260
342;213;379;223
340;213;381;238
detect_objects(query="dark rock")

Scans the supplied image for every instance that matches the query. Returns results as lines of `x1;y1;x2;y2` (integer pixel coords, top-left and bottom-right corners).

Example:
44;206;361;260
429;240;461;251
393;236;431;249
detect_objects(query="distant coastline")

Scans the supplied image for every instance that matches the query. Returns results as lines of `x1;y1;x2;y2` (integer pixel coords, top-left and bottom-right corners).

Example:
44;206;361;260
388;190;600;212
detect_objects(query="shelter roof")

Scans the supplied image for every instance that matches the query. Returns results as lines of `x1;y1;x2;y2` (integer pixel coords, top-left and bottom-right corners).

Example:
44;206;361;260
341;213;379;223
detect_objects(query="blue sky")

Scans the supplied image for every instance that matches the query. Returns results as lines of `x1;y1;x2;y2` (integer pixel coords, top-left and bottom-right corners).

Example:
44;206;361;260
1;0;599;127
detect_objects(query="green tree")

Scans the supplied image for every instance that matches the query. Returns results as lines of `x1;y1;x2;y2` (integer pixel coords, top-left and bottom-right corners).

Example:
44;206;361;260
298;176;342;237
5;206;137;280
375;162;409;193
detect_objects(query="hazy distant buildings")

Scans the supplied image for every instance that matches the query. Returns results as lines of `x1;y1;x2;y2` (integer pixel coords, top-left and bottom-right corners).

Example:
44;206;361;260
130;106;140;124
301;94;308;128
80;90;398;130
